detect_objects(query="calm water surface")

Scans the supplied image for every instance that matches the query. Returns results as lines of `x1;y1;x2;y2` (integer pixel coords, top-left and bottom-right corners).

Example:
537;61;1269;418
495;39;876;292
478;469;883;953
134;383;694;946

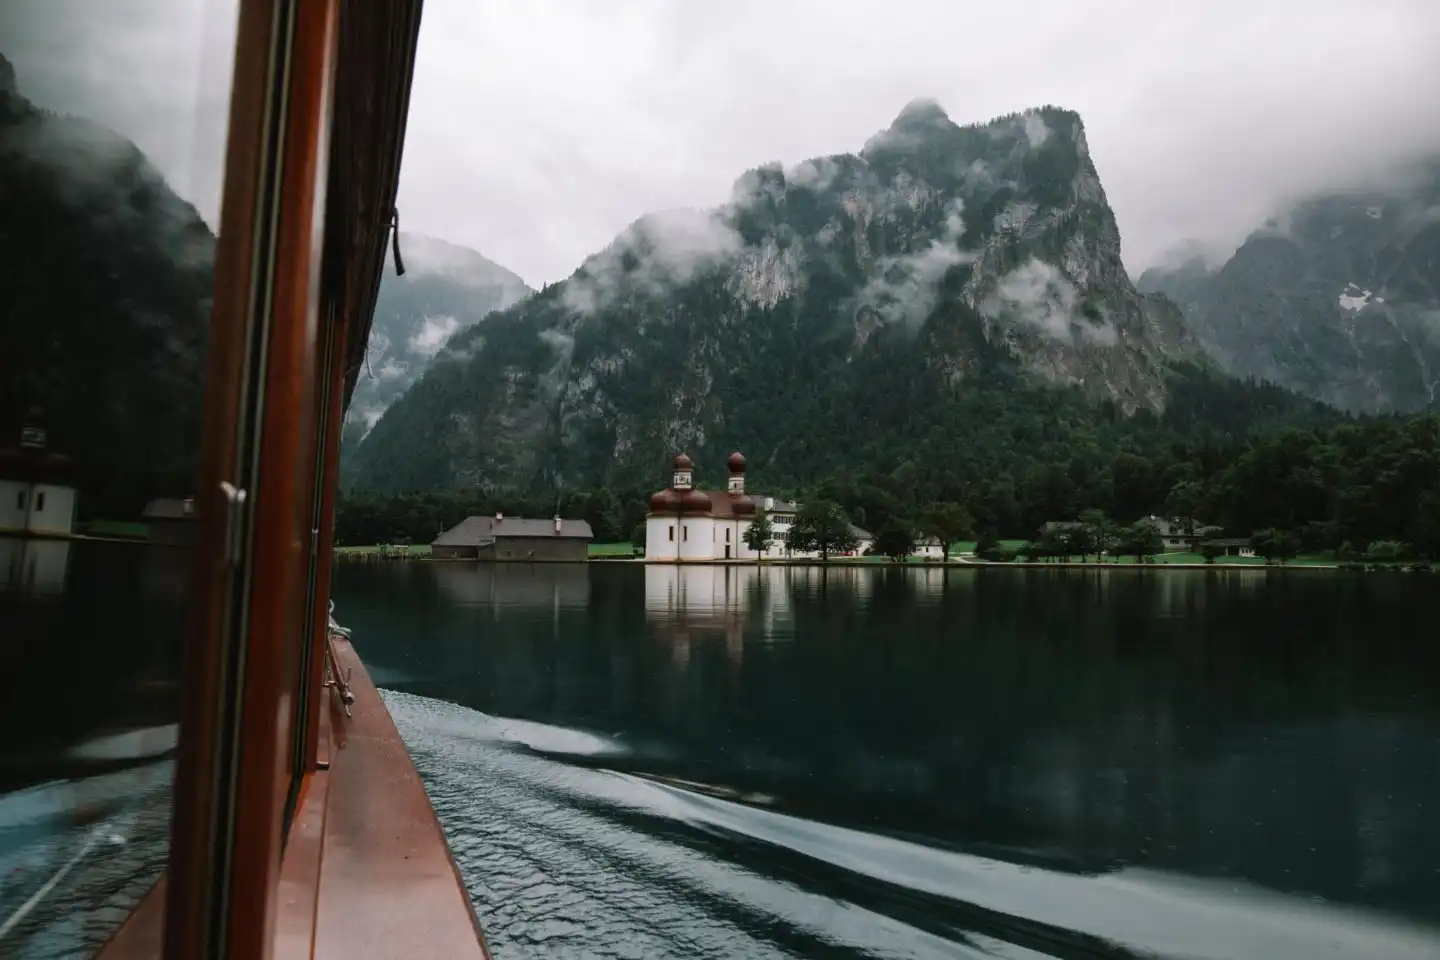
336;562;1440;960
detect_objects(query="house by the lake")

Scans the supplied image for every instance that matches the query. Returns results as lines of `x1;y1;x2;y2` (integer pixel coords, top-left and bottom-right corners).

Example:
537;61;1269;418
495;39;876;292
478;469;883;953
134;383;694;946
0;410;76;597
1200;537;1255;558
143;497;198;546
1140;516;1222;552
431;515;593;561
912;537;946;560
0;409;76;539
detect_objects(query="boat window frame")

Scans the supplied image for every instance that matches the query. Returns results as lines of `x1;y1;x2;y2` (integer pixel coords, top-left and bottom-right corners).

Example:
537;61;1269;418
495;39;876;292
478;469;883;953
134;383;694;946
161;0;340;955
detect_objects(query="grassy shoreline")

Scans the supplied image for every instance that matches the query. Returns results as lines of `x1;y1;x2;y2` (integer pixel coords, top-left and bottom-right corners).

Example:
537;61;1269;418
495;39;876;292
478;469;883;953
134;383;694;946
331;541;1432;571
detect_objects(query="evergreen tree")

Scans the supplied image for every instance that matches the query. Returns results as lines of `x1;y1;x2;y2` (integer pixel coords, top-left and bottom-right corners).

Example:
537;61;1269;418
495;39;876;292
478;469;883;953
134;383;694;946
743;510;774;554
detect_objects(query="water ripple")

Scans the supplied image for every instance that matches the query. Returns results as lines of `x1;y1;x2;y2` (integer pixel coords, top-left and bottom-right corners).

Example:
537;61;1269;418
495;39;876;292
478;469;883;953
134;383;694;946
384;690;1440;960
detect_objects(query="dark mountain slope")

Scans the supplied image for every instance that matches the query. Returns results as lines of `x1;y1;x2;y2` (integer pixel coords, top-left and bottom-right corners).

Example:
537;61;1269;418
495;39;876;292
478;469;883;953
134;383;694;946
0;52;215;515
1139;163;1440;414
347;102;1328;494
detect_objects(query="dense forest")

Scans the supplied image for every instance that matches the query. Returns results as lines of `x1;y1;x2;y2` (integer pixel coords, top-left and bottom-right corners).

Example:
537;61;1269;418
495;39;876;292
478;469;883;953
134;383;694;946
344;105;1202;493
319;99;1438;560
335;391;1440;560
0;52;215;518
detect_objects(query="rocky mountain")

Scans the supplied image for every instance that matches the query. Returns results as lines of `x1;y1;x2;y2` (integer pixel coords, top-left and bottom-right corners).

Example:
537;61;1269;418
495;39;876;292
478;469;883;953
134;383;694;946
1138;164;1440;413
344;233;531;440
344;101;1222;493
0;52;215;516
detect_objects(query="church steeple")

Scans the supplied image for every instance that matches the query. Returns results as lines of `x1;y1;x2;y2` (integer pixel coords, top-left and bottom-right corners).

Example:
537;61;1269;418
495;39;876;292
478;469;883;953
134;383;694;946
726;452;746;494
672;453;693;490
19;407;46;449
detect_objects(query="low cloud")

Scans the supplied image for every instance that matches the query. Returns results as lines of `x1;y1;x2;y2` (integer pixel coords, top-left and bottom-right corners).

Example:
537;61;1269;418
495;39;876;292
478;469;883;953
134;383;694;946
538;327;575;359
786;156;843;192
374;358;409;381
13;0;1440;289
561;207;742;315
1022;113;1050;148
435;334;485;366
854;198;972;335
408;314;464;357
982;257;1116;345
537;328;575;398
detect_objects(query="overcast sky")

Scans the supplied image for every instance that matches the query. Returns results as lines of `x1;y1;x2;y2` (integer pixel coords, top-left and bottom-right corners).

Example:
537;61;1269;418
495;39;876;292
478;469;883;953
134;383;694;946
7;0;1440;287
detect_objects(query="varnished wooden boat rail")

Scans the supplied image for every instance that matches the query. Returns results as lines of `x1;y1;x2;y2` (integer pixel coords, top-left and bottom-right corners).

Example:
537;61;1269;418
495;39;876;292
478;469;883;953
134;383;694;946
292;641;491;959
99;647;489;960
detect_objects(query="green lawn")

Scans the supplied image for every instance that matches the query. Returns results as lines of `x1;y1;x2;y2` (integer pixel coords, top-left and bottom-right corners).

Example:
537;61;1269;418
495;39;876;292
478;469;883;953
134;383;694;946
78;519;149;540
951;539;1027;555
590;542;638;557
990;551;1337;566
333;544;432;557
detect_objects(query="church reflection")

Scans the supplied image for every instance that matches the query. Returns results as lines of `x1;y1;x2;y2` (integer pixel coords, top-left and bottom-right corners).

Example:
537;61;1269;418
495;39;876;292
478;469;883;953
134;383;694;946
335;562;1440;921
1;536;71;599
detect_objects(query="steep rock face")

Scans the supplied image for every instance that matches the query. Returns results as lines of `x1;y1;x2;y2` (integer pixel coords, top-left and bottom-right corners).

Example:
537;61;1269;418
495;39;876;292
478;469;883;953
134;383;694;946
347;102;1203;492
344;234;531;441
1139;166;1440;413
0;54;215;514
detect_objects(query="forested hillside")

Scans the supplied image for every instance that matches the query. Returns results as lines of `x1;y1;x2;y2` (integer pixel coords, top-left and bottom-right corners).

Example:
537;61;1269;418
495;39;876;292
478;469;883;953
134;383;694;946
344;102;1209;494
344;233;530;446
0;52;214;517
1139;162;1440;414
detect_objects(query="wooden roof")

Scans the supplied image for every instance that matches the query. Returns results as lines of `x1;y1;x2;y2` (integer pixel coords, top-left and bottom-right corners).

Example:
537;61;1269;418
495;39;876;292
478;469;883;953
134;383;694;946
432;516;595;546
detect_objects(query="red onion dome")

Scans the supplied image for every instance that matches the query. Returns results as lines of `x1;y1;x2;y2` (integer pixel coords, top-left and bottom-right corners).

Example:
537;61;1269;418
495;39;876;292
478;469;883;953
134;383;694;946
674;452;694;471
680;488;712;514
732;495;756;516
726;451;746;473
649;488;683;512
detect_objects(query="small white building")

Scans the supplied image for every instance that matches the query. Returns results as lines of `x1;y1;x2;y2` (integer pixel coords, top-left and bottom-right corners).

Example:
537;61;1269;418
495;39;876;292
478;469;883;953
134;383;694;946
1;410;77;597
0;410;77;539
912;537;946;560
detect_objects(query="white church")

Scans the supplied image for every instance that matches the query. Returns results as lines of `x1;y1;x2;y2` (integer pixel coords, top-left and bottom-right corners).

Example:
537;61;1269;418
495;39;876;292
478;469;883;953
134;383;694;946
1;409;78;596
643;452;871;562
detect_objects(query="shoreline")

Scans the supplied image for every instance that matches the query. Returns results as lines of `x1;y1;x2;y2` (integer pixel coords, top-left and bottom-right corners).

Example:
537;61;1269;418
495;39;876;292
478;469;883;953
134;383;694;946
338;554;1355;571
332;552;1434;572
605;558;1345;570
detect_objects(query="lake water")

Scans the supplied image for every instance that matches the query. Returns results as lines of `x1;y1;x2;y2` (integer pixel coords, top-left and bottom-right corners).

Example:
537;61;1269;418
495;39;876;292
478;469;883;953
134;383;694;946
336;561;1440;960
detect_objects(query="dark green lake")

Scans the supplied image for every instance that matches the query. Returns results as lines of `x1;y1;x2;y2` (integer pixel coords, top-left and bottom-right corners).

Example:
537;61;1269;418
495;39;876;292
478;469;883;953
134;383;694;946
337;562;1440;960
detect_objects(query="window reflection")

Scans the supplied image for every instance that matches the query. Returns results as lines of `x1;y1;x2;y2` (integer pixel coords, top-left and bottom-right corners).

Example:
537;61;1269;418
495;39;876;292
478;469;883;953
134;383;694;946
0;1;236;954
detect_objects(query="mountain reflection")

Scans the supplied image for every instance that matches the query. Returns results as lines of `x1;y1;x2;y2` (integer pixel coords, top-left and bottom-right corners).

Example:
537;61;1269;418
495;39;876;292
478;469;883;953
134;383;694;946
339;563;1440;923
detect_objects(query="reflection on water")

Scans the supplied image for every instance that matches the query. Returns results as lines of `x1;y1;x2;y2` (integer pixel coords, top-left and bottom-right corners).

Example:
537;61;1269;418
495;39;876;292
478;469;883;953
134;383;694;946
338;563;1440;959
0;540;184;957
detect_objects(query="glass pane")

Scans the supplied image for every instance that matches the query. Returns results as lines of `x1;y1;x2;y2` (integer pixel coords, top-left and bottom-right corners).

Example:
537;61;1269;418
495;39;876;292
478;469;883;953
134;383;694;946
0;1;237;955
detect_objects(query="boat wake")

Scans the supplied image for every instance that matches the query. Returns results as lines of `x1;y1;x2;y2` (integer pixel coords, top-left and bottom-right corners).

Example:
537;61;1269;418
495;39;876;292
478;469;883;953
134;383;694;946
382;690;1440;960
0;759;171;958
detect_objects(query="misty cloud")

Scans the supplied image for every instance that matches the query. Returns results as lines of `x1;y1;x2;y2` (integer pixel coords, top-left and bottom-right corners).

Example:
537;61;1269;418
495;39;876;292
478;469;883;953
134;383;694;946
982;257;1116;346
0;0;237;226
538;327;575;360
435;335;485;367
401;0;1440;286
408;315;463;357
855;198;973;334
1023;114;1051;148
561;207;742;315
786;157;844;193
374;359;409;382
11;0;1440;288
